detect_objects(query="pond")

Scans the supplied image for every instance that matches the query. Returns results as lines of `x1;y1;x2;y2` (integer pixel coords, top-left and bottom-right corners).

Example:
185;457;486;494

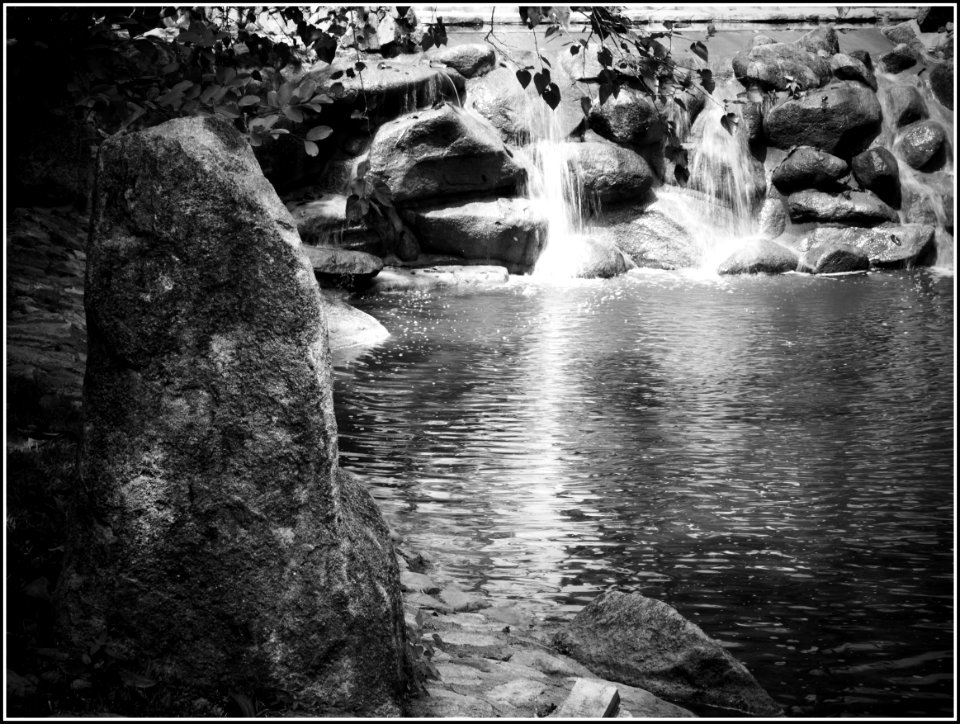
332;268;954;718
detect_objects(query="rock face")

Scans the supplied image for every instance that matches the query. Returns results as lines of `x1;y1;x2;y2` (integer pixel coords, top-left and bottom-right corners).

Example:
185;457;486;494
896;120;947;170
851;148;901;207
763;81;882;157
368;105;525;203
771;146;849;193
402;197;547;273
759;198;788;238
596;206;700;270
787;189;898;225
427;43;496;78
797;224;937;268
929;63;954;110
883;84;928;128
562;141;656;205
60;116;408;714
554;591;782;716
717;238;800;275
589;87;664;146
798;242;870;273
732;41;832;91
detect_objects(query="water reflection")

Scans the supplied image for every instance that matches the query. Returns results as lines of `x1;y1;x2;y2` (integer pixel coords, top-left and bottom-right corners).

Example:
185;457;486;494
334;271;953;718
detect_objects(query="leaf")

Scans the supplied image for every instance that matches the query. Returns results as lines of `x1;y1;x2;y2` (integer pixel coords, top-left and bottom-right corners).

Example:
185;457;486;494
533;69;551;95
580;96;592;117
216;66;237;85
120;670;157;689
516;69;532;89
214;103;240;119
282;105;304;123
699;68;715;94
421;32;435;51
357;159;371;177
673;96;686;111
545;25;558;39
597;46;613;67
355;61;367;72
720;112;739;135
278;82;294;106
304;140;320;156
690;41;709;63
161;62;180;74
297;79;317;101
239;94;260;107
306;125;333;141
173;79;194;93
598;82;613;106
570;44;580;56
539;54;552;68
542;82;561;110
331;70;344;80
350;109;364;119
311;93;334;104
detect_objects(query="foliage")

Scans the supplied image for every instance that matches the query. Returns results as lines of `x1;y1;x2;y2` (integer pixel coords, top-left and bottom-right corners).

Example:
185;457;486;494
496;6;730;185
405;608;444;691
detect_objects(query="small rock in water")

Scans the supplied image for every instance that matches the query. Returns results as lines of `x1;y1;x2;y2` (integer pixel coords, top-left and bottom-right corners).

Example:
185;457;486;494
555;678;621;718
440;587;490;612
401;571;440;594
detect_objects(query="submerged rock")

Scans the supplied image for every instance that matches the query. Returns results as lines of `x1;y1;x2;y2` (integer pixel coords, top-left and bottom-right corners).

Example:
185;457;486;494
717;238;799;275
896;120;948;171
572;237;636;279
883;84;928;128
771;146;849;193
368;105;525;203
851;148;901;208
62;116;409;714
732;41;831;91
402;197;547;273
787;189;898;225
427;43;496;78
763;81;882;157
797;224;937;268
554;590;782;716
798;242;870;273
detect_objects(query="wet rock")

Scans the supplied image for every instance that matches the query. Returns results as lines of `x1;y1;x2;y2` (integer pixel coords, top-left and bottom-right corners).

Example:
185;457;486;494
881;20;924;50
367;105;525;203
554;590;783;715
717;238;800;275
796;24;840;55
752;33;776;47
322;291;390;353
732;41;832;91
301;246;383;289
896;120;948;170
287;194;384;254
798;242;870;273
402;197;546;273
427;43;496;78
597;206;699;270
300;60;465;122
830;53;877;90
883;84;928;128
561;141;656;206
411;688;497;717
62;116;409;715
589;87;664;146
555;678;620;718
902;175;954;232
369;265;510;292
797;224;937;268
759;197;788;238
849;49;874;69
851;148;901;207
929;63;954;110
740;101;764;143
787;189;898;225
439;588;490;613
401;571;441;594
771;146;849;193
763;81;882;157
573;237;635;279
467;66;587;144
880;44;919;74
917;7;954;33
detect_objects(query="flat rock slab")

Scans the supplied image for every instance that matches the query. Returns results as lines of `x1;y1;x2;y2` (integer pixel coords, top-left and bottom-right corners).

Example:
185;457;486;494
796;224;937;268
368;265;510;293
555;678;620;718
718;238;799;275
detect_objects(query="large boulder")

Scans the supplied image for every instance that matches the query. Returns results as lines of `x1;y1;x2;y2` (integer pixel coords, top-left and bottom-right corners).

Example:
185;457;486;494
787;189;898;225
929;63;954;110
851;148;901;207
796;24;840;55
763;81;882;157
881;21;924;50
402;197;547;273
593;205;700;270
717;238;800;274
797;224;937;268
466;66;587;143
917;7;954;33
554;591;782;716
427;43;496;78
896;120;948;170
798;242;870;273
830;53;877;90
771;146;849;193
301;245;384;289
59;116;409;715
558;141;656;206
367;105;526;203
880;44;919;74
731;42;832;91
883;84;928;128
589;86;664;146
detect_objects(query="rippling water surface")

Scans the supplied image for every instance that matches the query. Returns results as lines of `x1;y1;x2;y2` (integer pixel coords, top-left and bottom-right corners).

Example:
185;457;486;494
332;269;954;718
